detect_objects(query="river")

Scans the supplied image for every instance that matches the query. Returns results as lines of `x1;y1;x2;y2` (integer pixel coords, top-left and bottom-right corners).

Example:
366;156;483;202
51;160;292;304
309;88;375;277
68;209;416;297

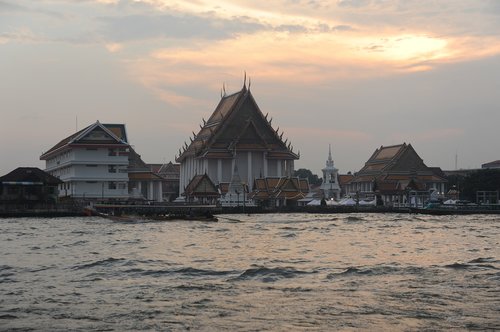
1;213;499;331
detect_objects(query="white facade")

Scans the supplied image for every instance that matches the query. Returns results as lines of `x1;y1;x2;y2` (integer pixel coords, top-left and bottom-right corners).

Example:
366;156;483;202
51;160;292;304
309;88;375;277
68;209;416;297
41;122;130;200
45;147;129;199
179;152;294;193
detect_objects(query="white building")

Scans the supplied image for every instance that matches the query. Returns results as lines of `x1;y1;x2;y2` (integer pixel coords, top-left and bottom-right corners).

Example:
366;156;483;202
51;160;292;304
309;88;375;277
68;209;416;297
319;145;341;200
40;121;163;201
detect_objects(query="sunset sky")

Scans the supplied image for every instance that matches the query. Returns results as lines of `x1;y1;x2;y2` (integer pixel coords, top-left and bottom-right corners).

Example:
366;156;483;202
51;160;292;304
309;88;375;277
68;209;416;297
1;0;499;175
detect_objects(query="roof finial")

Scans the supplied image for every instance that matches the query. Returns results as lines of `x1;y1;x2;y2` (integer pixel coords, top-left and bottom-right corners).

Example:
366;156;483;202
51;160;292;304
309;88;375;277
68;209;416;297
223;82;226;97
243;71;247;89
248;76;251;90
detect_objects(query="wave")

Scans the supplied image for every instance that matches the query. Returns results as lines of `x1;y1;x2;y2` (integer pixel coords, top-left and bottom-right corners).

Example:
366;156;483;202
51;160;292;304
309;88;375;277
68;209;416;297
443;262;498;271
326;265;424;279
468;257;498;264
71;257;126;270
344;216;365;223
140;267;235;278
231;266;312;282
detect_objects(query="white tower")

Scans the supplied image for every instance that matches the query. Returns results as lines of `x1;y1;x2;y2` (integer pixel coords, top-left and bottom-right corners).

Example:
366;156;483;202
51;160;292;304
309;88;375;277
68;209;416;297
320;145;341;200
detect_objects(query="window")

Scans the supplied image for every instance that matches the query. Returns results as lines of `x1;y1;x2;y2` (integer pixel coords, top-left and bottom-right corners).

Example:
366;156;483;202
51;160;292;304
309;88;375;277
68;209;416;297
108;148;116;156
108;165;116;173
108;182;116;190
118;183;127;190
86;164;98;167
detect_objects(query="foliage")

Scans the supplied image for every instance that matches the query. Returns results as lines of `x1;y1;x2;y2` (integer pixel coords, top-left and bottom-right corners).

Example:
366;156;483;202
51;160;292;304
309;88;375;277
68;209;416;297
294;168;322;185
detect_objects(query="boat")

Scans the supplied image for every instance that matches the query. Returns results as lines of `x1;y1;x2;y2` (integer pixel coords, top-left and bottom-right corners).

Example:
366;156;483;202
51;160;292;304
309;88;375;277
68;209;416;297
411;202;500;215
149;214;218;222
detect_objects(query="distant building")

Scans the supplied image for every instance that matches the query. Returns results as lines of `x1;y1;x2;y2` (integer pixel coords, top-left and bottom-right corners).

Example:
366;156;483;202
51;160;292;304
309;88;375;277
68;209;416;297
482;160;500;169
149;162;180;202
40;121;162;201
0;167;62;204
128;149;164;202
176;82;300;204
338;173;354;197
319;145;341;200
345;143;447;207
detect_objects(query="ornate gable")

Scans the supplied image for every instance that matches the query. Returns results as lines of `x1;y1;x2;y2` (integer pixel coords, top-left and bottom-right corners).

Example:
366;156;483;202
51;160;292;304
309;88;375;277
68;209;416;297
184;174;219;197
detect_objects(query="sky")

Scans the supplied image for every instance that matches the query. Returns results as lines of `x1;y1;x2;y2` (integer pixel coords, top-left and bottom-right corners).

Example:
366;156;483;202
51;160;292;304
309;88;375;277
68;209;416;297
1;0;499;176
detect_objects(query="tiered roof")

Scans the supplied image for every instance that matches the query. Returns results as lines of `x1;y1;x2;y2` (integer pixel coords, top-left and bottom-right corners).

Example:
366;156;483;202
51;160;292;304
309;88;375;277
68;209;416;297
349;143;447;193
176;85;298;162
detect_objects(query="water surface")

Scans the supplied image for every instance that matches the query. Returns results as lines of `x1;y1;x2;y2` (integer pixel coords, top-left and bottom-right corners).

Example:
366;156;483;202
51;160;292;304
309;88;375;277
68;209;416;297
1;213;499;330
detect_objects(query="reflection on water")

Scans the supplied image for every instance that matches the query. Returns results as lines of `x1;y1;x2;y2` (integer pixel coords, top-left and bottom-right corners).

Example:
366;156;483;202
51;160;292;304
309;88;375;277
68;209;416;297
1;213;499;330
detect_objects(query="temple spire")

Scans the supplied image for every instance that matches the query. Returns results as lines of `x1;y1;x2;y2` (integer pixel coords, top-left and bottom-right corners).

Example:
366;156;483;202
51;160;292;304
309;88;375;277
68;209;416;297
326;144;334;167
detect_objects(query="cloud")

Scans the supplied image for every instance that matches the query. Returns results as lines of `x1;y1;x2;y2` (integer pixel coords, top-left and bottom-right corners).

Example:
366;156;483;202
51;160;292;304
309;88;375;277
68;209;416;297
0;1;25;12
97;13;266;42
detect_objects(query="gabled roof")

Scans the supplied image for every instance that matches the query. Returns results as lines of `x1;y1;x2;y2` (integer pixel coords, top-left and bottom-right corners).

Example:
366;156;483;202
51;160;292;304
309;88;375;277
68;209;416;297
176;86;298;162
339;174;354;186
0;167;62;185
184;174;219;197
149;162;181;174
128;148;150;173
250;177;309;200
40;121;129;160
358;143;429;175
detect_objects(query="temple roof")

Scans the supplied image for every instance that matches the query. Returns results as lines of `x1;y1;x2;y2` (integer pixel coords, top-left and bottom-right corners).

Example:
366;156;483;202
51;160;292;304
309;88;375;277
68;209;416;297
176;86;298;162
358;143;429;175
250;177;309;200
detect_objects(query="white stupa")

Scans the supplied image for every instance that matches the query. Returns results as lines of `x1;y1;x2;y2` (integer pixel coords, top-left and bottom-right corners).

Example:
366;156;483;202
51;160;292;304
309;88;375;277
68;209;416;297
320;145;341;200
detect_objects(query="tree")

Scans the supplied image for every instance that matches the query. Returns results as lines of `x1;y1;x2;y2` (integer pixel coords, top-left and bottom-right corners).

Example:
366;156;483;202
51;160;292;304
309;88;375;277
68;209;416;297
294;168;322;185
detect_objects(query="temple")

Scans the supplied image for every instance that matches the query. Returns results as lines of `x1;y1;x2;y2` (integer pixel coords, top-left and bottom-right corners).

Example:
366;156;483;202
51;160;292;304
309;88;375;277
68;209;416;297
345;143;447;206
176;81;300;204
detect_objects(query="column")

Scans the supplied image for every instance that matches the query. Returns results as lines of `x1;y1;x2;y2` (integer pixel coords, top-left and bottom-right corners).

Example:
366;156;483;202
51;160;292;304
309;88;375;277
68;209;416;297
247;151;252;189
277;160;282;177
263;152;268;178
148;181;154;200
217;159;222;183
157;182;163;202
